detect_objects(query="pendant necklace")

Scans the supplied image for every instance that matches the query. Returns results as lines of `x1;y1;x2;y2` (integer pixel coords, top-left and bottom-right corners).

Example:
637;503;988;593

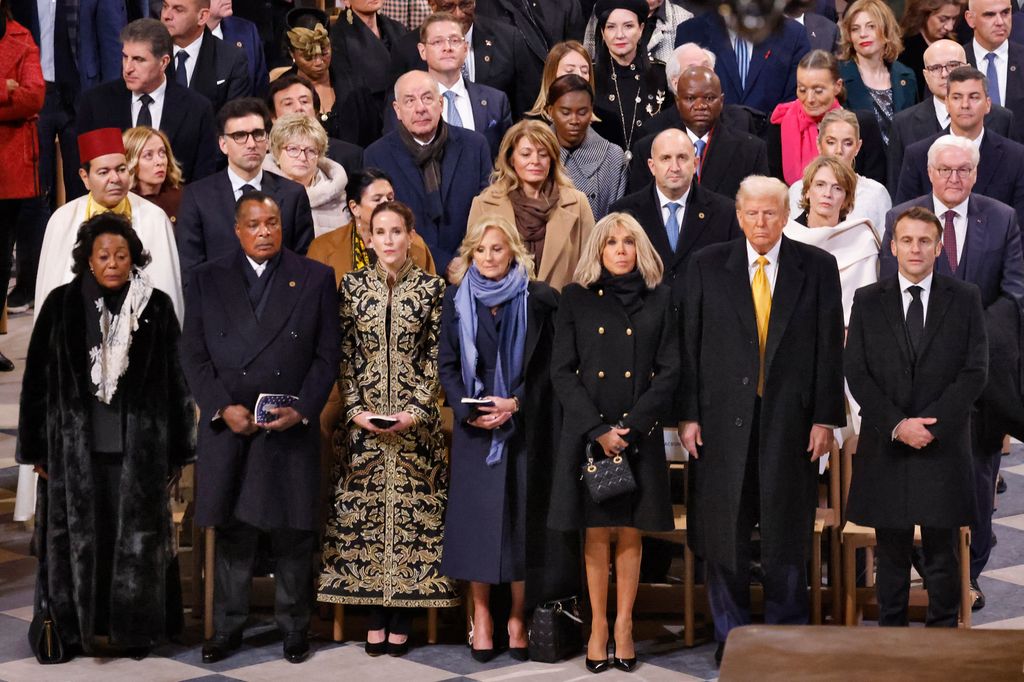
611;64;641;162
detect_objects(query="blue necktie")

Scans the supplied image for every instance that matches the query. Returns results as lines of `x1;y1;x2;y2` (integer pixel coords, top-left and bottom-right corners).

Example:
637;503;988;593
985;52;1001;106
694;138;707;180
443;90;464;128
735;38;749;91
175;51;189;87
665;202;681;251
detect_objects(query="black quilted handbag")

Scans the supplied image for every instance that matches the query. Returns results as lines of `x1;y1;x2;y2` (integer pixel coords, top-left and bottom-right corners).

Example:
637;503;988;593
581;440;637;503
528;596;583;663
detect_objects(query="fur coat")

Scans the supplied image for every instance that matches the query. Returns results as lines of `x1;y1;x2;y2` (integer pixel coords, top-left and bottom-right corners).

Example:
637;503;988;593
17;278;197;651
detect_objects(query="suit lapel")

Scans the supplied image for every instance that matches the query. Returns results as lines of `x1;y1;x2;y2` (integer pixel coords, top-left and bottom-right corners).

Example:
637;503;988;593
742;37;775;100
639;185;675;265
698;123;730;188
764;237;805;374
215;171;237;233
159;81;188;140
240;250;307;366
879;276;914;366
388;134;427;202
440;129;466;201
471;27;493;84
217;252;265;354
537;193;579;282
916;97;940;136
708;20;742;100
466;82;488;134
915;275;954;360
191;29;218;100
677;183;712;264
113;82;133;129
724;239;758;345
494;0;546;62
961;195;988;283
975;133;1000;191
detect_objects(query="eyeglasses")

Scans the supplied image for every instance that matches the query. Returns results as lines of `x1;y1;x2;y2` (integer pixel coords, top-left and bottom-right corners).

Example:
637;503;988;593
283;145;320;159
932;166;974;178
924;61;966;74
425;36;467;48
223;128;267;144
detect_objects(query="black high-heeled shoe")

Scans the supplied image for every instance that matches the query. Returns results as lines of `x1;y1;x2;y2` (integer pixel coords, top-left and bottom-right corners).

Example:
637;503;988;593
612;656;638;672
508;646;529;661
365;629;388;657
386;638;409;657
585;656;611;673
471;646;497;663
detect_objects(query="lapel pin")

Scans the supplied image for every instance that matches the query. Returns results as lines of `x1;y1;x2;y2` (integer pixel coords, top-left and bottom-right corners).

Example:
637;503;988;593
811;31;817;37
484;55;491;62
900;79;907;86
236;41;243;48
765;50;771;59
1012;65;1018;72
698;212;705;219
481;99;487;106
289;281;296;287
485;39;492;46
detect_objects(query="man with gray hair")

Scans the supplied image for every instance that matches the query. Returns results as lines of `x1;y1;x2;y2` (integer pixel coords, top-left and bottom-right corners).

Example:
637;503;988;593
882;132;1024;612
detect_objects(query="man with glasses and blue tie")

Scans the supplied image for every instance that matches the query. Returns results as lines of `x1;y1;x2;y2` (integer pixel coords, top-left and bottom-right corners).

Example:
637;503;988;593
882;133;1024;612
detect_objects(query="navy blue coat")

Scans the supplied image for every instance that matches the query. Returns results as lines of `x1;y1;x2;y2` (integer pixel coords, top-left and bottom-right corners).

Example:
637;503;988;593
220;15;269;98
181;249;340;531
839;59;919;119
674;13;810;115
364;125;491;270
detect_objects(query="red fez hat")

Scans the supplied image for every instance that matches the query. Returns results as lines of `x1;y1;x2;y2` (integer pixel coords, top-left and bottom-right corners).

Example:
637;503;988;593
78;128;126;164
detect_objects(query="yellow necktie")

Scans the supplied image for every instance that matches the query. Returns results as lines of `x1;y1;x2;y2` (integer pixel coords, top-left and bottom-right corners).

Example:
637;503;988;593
752;255;772;395
85;194;133;221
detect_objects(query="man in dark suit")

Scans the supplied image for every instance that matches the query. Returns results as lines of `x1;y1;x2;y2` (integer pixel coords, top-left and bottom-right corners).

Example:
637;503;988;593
181;191;339;665
612;128;740;306
388;0;528;116
889;40;1016;194
674;12;811;115
177;98;315;280
881;133;1024;610
964;0;1024;140
847;206;989;628
161;0;250;111
895;67;1024;226
76;19;219;183
629;66;770;197
365;70;491;271
789;8;838;54
207;0;269;97
681;175;844;663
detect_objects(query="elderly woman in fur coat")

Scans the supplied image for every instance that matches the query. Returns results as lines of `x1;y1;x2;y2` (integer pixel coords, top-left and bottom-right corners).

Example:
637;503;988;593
17;214;196;660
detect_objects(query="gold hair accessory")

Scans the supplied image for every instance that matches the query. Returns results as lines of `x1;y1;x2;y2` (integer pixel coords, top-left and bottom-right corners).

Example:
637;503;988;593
287;24;330;58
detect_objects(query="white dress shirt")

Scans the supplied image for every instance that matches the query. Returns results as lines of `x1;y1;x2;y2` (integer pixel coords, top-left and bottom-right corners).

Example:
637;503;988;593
228;167;263;199
932;194;968;264
898;270;933;326
974;38;1009;105
933;95;950;129
439;76;476;131
37;0;56;81
211;23;224;39
655;184;689;234
464;24;476;82
173;33;204;86
745;238;782;294
245;254;269;277
132;78;167;129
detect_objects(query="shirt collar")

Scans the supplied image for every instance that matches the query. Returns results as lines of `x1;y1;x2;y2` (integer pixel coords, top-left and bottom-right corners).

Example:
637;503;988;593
465;24;474;46
245;254;268;275
746;236;782;268
685;126;710;144
933;95;949;122
932;193;969;218
177;31;203;60
440;76;469;98
898;270;934;295
227;166;263;193
655;183;689;209
134;76;167;101
974;37;1009;60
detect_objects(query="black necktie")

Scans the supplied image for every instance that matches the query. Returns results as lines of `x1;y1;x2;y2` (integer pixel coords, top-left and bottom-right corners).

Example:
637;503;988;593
175;51;189;86
239;183;256;197
906;285;924;355
137;93;153;127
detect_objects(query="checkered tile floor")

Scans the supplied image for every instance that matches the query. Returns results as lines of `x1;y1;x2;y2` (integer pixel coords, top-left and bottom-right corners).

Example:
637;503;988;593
1;311;1023;681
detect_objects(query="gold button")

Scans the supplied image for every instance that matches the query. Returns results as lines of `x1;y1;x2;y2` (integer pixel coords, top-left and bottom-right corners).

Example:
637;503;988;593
598;326;605;334
626;328;632;336
622;412;629;418
598;289;604;296
598;371;605;378
624;371;632;378
698;212;705;219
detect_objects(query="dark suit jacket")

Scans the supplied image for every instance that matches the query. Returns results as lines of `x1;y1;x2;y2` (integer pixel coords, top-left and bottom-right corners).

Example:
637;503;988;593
888;98;1017;195
176;170;315;279
766;108;888;187
364;125;492;269
845;274;988;529
182;248;340;531
475;0;584;66
326;138;364;176
610;181;740;306
839;59;919;118
894;130;1024;226
76;77;219;182
682;235;845;570
674;13;811;115
898;32;929;101
636;102;762;139
966;39;1024;141
167;28;251;112
628;122;770;198
220;15;269;97
958;11;1024;50
802;12;838;54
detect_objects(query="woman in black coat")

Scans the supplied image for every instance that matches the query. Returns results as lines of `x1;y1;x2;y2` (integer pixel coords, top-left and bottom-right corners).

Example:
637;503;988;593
17;214;196;659
549;211;678;673
439;215;578;662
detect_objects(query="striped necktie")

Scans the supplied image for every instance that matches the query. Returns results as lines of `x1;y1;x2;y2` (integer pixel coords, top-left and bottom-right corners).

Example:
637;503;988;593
735;37;749;91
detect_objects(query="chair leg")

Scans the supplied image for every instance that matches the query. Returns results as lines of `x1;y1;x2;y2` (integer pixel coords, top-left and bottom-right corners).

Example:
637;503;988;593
203;527;215;640
865;546;875;587
427;607;438;644
333;604;344;642
959;527;971;629
811;532;822;625
842;538;858;626
684;543;695;647
830;527;842;624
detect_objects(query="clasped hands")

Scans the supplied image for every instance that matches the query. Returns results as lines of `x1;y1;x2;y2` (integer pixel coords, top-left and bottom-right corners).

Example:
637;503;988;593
894;417;937;449
467;396;517;431
678;422;834;462
223;404;303;435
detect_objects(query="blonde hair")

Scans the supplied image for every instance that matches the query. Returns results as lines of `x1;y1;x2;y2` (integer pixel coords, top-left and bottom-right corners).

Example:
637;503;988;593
798;156;858;219
839;0;904;62
490;120;574;195
526;41;597;120
123;126;183;188
269;112;329;159
737;175;790;212
573;212;663;289
449;216;536;285
817;109;861;145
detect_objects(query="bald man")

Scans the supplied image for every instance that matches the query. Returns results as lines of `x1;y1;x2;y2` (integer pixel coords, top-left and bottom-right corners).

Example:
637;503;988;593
964;0;1024;139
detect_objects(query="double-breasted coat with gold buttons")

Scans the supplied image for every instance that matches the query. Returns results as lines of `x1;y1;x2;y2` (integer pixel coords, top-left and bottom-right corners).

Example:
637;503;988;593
548;281;679;531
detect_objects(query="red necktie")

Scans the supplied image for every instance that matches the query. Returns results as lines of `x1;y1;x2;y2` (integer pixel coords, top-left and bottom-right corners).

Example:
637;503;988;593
943;210;958;272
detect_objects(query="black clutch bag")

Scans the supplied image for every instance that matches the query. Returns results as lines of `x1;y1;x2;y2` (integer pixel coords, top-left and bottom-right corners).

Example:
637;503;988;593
528;596;583;663
581;440;637;503
28;481;71;665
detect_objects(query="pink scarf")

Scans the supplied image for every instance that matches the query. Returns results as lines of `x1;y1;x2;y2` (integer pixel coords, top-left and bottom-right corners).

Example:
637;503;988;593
770;99;840;185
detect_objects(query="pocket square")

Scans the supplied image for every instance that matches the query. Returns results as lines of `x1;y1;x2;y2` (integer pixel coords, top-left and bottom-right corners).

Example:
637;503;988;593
217;79;226;85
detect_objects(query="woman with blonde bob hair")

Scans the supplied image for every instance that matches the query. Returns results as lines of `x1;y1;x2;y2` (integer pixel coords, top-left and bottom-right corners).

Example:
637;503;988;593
440;216;579;662
549;212;678;673
469;120;595;290
123;126;184;223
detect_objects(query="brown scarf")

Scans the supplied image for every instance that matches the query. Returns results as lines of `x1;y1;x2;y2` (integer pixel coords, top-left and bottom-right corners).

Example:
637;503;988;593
509;181;560;268
397;120;449;223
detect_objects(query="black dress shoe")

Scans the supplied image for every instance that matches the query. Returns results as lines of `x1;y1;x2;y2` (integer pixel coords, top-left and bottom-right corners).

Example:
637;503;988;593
365;639;387;656
202;633;242;663
0;352;14;372
471;647;497;663
508;647;529;661
970;579;986;611
612;656;638;672
714;642;725;666
997;474;1007;494
126;647;150;660
386;638;409;657
283;631;309;663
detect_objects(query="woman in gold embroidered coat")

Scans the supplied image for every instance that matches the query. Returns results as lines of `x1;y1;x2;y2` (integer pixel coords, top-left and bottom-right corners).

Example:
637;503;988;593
318;200;458;657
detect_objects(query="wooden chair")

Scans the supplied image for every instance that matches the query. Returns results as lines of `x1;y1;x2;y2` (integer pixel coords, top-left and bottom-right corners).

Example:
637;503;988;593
810;444;842;624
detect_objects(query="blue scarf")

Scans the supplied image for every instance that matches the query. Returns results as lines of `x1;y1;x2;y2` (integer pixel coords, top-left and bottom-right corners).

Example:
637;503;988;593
454;262;530;466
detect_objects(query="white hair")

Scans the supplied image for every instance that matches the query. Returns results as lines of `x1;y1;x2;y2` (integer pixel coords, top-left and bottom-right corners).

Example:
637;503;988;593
736;175;790;210
927;134;981;168
666;43;717;94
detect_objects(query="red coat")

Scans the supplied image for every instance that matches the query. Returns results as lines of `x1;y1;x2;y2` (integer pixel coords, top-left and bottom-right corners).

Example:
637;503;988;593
0;20;44;200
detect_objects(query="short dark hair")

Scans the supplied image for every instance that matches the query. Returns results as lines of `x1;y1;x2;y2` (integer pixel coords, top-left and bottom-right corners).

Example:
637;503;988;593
947;65;988;92
893;205;944;241
370;200;415;232
266;73;321;116
217;97;272;136
71;213;151;275
234;190;279;221
120;18;172;59
345;167;394;209
546;73;593;108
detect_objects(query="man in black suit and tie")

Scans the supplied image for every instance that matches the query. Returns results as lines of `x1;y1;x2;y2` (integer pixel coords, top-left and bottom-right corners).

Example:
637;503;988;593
76;19;219;183
612;128;740;306
628;66;769;196
846;206;989;628
176;98;315;280
681;175;845;664
181;191;339;665
161;0;250;111
964;0;1024;140
882;133;1024;610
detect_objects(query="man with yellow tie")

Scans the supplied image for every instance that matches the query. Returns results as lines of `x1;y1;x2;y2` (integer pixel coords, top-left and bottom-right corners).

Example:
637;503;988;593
679;175;845;666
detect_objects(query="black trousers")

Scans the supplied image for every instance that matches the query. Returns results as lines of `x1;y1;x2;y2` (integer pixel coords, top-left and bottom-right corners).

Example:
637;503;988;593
970;449;1001;580
92;452;123;637
875;526;960;627
213;518;315;637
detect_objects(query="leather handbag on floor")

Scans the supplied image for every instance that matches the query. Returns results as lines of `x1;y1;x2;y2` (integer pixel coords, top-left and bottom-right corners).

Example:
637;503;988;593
581;439;636;503
528;596;583;663
28;482;71;664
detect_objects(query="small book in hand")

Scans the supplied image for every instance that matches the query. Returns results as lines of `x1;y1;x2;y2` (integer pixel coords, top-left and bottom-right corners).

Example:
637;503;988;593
254;393;299;424
369;415;399;429
460;398;495;407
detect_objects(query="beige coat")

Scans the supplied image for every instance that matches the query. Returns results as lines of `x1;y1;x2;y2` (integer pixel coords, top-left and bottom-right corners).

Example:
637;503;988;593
468;184;595;291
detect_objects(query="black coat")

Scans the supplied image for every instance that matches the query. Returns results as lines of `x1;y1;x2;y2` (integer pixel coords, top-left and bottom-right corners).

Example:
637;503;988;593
636;103;763;140
166;28;250;112
181;249;340;531
845;275;988;528
549;282;679;532
76;77;219;182
326;137;364;176
802;12;838;54
329;9;406;105
610;181;740;308
17;281;196;650
175;169;315;280
681;237;845;570
438;280;579;607
279;63;383;148
966;39;1024;141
